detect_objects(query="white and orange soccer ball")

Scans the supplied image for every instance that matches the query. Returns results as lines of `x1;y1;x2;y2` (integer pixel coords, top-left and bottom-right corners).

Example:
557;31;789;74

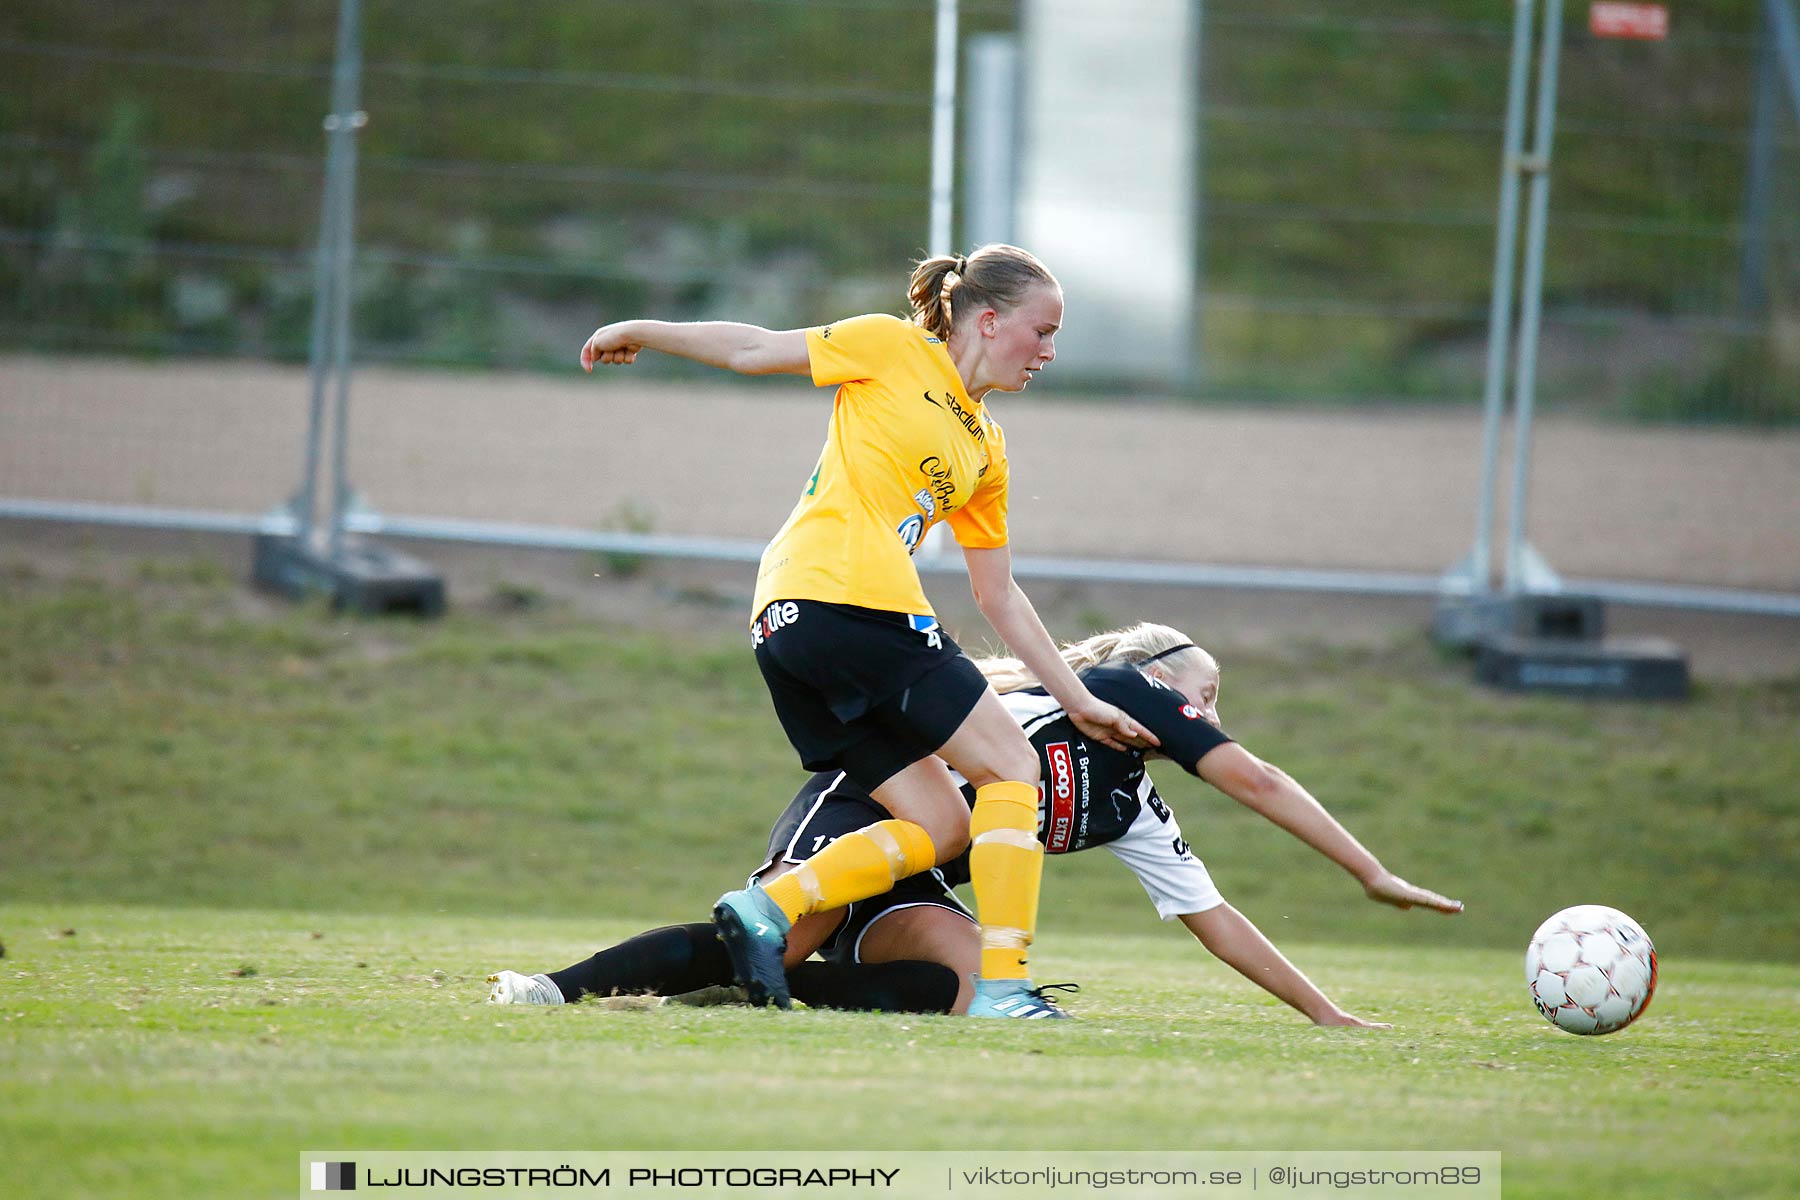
1525;905;1658;1035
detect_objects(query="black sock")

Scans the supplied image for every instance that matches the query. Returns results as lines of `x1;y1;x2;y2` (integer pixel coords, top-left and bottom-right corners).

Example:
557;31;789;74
546;923;733;1003
787;959;959;1014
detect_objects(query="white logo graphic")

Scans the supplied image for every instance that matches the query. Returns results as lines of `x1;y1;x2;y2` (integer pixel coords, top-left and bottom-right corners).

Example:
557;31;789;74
751;600;802;648
896;514;926;554
907;613;943;649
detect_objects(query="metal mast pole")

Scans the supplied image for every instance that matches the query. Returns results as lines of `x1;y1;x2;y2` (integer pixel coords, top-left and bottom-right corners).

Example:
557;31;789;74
929;0;960;256
1501;0;1565;594
920;0;960;563
323;0;366;561
297;0;365;553
1463;0;1538;598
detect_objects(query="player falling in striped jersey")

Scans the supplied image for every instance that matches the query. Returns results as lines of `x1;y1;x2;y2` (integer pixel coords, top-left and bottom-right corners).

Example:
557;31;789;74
488;623;1462;1022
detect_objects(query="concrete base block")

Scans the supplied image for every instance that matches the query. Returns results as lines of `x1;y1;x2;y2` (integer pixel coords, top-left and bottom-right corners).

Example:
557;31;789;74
1474;633;1689;700
252;533;445;616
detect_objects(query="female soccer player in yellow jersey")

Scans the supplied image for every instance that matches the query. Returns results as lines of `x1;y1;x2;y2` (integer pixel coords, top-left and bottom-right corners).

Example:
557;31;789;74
579;244;1158;1017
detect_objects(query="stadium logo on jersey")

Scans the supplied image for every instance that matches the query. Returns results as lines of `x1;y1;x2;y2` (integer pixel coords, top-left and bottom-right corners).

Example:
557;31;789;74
1045;741;1076;853
913;487;937;520
750;600;801;647
922;390;988;445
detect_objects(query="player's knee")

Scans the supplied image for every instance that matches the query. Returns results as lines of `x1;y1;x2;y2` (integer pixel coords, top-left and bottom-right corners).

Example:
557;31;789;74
961;743;1039;791
872;818;938;879
1001;743;1040;788
923;818;969;863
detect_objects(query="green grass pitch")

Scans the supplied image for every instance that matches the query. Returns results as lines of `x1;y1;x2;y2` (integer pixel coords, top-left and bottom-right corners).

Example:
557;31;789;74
3;906;1797;1199
2;564;1797;1198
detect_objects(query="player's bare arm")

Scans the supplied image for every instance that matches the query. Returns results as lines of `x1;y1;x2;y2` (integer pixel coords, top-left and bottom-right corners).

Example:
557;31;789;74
1197;742;1463;914
962;544;1159;754
580;320;810;375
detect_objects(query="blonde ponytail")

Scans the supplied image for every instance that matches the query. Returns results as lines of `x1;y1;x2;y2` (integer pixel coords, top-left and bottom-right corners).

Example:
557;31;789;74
906;243;1057;342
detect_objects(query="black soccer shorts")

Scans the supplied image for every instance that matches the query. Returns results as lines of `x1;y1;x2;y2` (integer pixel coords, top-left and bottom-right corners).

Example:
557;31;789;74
752;599;988;790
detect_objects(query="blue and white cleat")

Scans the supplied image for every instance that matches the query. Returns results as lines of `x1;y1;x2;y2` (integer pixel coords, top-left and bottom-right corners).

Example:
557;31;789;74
712;884;793;1009
966;978;1078;1020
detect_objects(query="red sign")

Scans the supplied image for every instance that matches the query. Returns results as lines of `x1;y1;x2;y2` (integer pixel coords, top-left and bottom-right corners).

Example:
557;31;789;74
1590;2;1668;40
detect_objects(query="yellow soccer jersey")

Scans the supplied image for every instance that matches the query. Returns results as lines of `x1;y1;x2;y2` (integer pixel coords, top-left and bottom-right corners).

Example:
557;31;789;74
751;313;1010;619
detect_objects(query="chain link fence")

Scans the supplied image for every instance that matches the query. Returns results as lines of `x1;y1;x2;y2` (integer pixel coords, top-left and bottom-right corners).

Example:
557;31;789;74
2;0;1796;606
1202;2;1798;422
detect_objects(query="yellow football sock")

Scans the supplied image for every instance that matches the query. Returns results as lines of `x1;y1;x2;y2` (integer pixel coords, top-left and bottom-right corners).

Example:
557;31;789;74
969;779;1044;981
762;819;935;925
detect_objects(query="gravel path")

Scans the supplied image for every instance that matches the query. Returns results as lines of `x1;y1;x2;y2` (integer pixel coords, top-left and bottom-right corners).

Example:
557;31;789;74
4;355;1797;678
4;355;1795;590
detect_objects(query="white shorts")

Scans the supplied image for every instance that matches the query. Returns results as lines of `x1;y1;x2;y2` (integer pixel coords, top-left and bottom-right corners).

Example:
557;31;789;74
1104;800;1224;919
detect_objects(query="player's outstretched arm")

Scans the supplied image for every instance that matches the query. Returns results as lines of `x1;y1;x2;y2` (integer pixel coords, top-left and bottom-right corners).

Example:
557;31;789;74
580;320;811;375
1180;904;1390;1028
1195;743;1463;914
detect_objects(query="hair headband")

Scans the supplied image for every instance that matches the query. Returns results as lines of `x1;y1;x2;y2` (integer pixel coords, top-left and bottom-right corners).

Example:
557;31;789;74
1139;643;1198;666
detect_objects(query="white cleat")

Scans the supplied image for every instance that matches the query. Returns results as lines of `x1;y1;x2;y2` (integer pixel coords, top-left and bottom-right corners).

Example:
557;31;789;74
486;970;564;1006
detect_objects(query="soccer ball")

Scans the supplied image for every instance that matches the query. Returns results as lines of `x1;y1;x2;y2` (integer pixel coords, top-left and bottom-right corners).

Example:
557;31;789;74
1525;905;1657;1035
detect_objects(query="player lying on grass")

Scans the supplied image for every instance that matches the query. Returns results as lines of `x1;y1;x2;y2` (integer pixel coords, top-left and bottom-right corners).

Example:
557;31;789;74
489;623;1463;1023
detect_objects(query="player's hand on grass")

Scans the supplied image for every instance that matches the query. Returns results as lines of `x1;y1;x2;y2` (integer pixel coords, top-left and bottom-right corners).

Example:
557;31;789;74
1067;699;1160;754
1363;870;1463;914
581;323;643;371
1313;1010;1393;1030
